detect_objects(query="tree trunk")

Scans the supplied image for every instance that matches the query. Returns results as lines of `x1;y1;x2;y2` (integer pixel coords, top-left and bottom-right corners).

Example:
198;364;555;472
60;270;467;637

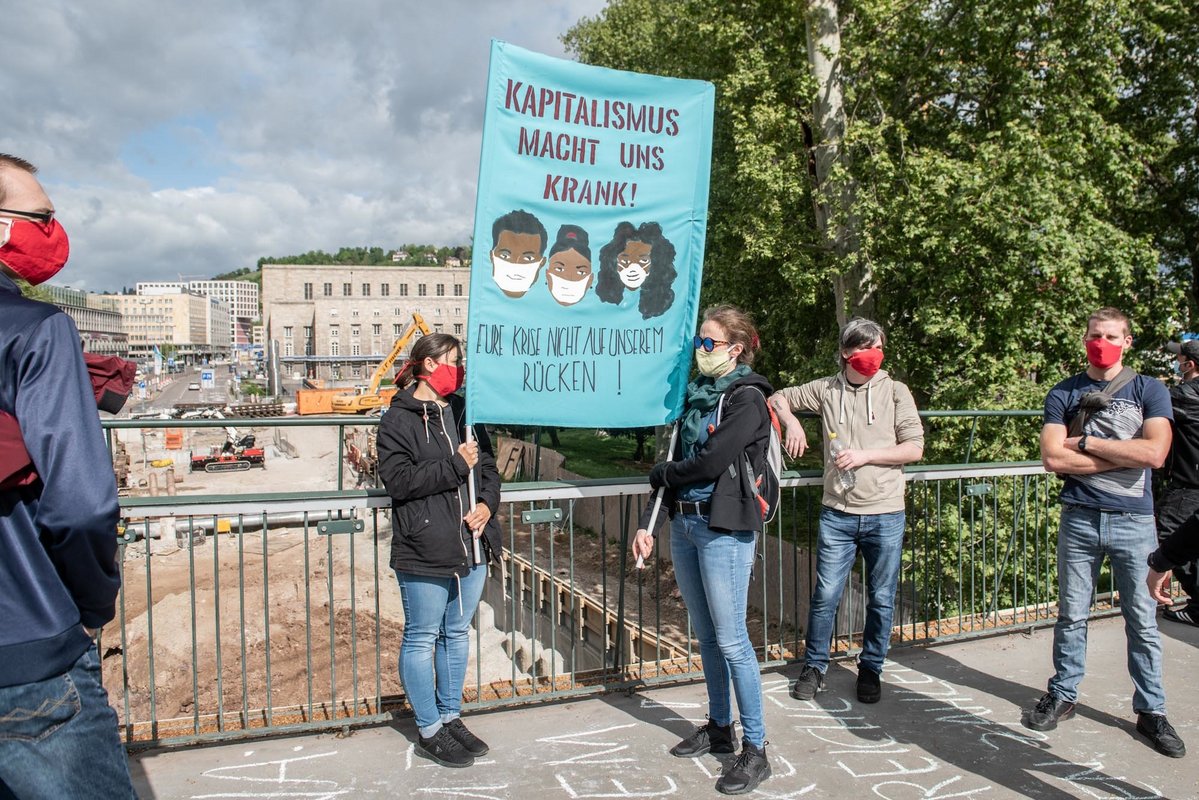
805;0;873;326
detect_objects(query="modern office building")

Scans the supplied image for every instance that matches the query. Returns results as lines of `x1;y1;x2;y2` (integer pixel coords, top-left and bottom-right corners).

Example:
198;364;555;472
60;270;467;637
106;287;231;363
137;279;259;346
44;285;129;357
261;264;469;381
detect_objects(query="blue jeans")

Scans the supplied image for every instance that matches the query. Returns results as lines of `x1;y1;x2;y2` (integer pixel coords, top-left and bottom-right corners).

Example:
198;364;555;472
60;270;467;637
0;644;136;799
1049;504;1165;714
396;566;487;737
669;513;765;747
805;507;906;675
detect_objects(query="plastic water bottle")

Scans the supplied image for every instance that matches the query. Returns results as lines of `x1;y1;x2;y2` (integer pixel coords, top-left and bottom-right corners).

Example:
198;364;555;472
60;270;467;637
827;431;856;490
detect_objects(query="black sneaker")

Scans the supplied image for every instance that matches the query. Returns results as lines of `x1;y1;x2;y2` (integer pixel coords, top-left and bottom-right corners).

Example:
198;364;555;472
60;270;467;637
1137;713;1186;758
857;666;881;704
1163;607;1199;627
790;664;825;701
670;717;735;757
416;725;474;768
1023;693;1076;732
444;717;489;757
715;740;771;795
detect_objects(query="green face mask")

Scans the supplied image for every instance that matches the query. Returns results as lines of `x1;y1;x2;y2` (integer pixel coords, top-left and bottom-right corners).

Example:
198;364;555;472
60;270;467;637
695;348;732;377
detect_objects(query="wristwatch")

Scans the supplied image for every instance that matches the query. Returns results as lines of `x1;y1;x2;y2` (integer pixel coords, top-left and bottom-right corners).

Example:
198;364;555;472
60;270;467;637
1078;435;1089;452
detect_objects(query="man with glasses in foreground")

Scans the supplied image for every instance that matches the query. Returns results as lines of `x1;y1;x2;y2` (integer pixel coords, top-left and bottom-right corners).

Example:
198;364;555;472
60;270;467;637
1026;307;1184;759
0;154;137;797
768;318;923;705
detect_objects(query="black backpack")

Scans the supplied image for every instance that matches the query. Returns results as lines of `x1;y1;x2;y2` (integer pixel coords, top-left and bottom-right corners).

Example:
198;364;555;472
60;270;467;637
715;386;783;524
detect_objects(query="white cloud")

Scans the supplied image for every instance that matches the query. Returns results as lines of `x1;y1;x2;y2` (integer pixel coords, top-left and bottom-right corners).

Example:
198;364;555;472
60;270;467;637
0;0;608;290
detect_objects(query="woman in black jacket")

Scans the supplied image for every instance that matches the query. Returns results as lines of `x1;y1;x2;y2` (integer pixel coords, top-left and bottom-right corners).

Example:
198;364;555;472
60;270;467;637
377;333;502;769
631;304;773;795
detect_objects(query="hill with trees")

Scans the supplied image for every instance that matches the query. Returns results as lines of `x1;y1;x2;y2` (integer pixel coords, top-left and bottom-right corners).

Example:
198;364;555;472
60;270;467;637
257;245;470;268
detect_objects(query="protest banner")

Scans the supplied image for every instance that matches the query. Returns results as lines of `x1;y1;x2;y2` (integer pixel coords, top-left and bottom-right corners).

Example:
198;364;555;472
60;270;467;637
466;40;715;427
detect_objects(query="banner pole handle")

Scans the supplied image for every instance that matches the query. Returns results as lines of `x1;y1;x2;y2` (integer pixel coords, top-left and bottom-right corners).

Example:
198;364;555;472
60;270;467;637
637;422;679;570
465;424;482;566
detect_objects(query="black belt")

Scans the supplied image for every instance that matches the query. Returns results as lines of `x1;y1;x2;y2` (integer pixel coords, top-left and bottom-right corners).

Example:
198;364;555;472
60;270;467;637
676;500;711;516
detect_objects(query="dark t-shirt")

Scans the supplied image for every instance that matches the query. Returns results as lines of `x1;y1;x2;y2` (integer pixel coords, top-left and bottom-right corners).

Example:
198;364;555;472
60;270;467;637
1043;372;1172;513
1165;379;1199;488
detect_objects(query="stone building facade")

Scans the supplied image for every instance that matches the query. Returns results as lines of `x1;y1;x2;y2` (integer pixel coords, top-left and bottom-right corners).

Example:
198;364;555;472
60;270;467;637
261;264;469;382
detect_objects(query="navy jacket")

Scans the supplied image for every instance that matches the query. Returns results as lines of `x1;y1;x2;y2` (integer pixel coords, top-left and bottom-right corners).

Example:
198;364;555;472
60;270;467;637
377;388;502;577
0;273;121;686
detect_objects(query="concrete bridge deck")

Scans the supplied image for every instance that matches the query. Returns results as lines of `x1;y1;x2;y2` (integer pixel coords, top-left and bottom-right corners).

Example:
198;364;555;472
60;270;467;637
128;615;1199;799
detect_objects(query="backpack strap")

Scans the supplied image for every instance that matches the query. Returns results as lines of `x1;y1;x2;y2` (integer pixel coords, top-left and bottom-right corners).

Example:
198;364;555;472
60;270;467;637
1067;367;1136;437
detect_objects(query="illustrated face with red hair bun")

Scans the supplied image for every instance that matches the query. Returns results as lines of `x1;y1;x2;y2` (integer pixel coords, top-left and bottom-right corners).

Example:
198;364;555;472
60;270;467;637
546;224;592;307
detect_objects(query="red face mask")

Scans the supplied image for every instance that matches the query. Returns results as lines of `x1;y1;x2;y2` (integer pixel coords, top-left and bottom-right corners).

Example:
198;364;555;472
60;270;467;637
1085;338;1123;369
418;362;465;397
846;348;884;379
0;218;70;286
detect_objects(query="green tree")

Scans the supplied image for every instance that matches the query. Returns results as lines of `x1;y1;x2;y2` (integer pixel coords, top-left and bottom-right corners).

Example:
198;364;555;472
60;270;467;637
17;280;52;303
566;0;1189;462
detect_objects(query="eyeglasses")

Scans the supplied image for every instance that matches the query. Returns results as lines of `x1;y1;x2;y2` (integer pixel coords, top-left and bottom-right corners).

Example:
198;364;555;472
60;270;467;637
0;207;54;227
693;336;730;352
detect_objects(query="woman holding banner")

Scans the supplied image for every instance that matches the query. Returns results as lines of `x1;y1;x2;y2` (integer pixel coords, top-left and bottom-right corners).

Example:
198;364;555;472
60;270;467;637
378;333;502;769
631;304;774;795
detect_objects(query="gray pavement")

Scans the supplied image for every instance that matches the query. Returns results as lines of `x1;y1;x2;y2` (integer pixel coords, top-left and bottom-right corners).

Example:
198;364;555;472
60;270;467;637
129;615;1199;799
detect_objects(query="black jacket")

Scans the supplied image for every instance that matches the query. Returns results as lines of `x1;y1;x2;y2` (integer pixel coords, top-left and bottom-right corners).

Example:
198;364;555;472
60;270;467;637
1150;514;1199;572
377;388;502;577
1165;378;1199;488
640;371;774;534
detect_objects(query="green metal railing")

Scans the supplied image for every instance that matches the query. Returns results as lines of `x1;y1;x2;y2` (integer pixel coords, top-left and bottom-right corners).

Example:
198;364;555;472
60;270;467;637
101;413;1117;749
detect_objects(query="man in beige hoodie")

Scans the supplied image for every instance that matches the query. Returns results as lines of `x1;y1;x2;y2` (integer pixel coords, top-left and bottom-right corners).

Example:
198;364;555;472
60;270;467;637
769;318;923;704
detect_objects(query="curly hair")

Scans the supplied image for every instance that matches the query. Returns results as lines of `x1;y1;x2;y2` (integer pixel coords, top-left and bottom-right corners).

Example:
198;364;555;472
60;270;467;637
594;221;677;320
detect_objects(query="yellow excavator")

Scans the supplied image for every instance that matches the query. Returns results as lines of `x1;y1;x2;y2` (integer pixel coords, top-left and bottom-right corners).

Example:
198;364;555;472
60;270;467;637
330;313;431;414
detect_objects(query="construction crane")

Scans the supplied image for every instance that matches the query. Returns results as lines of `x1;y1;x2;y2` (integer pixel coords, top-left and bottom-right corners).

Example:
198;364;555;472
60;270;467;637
330;313;431;414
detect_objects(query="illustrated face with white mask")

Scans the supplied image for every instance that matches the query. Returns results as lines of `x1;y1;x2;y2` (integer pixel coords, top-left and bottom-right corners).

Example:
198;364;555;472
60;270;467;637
616;240;652;290
491;229;546;298
547;246;593;306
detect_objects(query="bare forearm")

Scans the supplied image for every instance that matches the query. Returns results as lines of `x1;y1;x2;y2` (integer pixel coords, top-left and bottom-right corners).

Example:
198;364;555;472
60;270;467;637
769;394;801;427
1076;436;1167;469
862;441;923;466
1042;449;1117;475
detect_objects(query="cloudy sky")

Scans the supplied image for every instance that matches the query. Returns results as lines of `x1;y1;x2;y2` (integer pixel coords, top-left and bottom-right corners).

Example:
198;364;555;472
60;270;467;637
2;0;608;292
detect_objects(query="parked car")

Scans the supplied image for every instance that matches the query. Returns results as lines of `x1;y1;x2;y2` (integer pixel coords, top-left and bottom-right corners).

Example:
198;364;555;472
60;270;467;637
188;382;201;391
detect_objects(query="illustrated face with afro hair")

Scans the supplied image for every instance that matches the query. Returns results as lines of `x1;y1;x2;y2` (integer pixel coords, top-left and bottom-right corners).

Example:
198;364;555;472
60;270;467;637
595;221;677;320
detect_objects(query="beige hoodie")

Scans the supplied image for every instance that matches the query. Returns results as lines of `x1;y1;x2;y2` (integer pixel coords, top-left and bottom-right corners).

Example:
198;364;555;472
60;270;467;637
777;369;923;513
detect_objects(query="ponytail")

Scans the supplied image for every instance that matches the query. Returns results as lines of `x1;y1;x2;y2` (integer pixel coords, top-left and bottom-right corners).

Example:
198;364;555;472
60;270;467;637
397;333;463;389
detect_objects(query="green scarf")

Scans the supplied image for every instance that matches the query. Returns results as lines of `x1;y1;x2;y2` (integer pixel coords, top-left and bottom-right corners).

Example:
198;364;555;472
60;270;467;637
680;364;751;453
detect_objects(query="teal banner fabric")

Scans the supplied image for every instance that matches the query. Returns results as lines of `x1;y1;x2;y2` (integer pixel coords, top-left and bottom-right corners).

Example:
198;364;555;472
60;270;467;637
466;40;714;427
